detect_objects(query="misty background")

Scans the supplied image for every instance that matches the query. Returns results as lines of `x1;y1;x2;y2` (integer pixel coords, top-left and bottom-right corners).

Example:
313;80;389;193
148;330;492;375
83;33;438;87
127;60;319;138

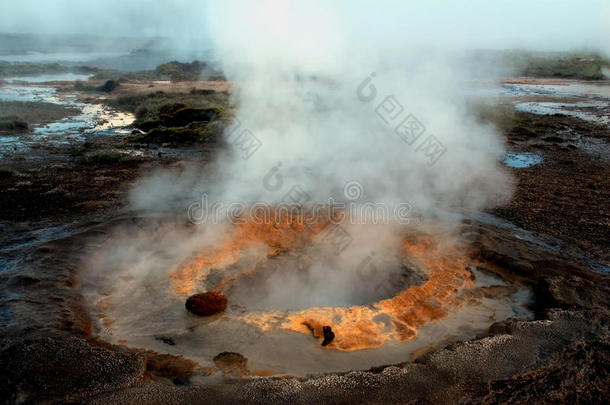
3;0;609;215
1;0;609;55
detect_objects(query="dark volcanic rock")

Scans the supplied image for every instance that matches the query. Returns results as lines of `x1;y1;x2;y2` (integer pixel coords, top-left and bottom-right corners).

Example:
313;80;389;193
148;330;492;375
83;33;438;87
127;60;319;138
185;291;228;316
479;339;610;404
321;326;335;346
213;352;249;377
138;349;199;380
135;104;219;130
91;310;610;404
0;335;144;404
154;335;176;346
0;115;28;132
138;125;203;144
161;107;218;127
96;80;119;93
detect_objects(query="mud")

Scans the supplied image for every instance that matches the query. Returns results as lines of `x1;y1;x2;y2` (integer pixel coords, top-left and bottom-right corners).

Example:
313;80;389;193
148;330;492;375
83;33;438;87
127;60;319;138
493;111;610;266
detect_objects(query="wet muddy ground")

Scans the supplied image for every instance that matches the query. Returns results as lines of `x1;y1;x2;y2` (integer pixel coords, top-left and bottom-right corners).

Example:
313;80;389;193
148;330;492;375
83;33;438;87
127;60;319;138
0;78;219;226
493;79;610;268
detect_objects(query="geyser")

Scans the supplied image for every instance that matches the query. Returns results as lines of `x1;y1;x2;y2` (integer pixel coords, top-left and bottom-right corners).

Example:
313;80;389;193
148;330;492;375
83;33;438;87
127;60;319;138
82;214;532;375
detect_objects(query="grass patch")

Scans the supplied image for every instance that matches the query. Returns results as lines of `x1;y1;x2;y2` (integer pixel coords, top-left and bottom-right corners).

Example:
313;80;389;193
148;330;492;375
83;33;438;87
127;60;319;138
134;105;221;130
0;61;97;78
110;90;230;144
87;151;138;164
508;52;610;80
88;61;224;83
154;61;224;81
111;90;230;117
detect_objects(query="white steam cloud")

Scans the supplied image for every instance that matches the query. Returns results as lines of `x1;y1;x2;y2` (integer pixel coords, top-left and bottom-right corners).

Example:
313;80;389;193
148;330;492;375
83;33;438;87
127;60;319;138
128;0;610;216
187;1;515;215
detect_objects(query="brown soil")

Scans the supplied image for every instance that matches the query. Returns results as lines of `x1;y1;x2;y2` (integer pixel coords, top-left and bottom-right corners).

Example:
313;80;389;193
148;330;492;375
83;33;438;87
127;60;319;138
491;112;610;266
55;79;232;101
0;157;144;222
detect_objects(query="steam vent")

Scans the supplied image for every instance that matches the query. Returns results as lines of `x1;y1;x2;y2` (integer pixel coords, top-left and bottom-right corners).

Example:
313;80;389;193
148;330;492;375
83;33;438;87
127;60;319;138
1;1;609;404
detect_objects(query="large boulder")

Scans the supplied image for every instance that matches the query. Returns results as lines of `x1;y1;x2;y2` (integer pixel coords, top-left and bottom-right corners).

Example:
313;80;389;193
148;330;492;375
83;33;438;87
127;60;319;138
185;291;228;316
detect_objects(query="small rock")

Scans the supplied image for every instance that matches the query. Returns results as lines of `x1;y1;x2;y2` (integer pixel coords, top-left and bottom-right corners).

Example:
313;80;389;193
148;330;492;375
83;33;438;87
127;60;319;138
154;336;176;346
321;326;335;346
213;352;248;377
185;291;227;316
96;80;119;93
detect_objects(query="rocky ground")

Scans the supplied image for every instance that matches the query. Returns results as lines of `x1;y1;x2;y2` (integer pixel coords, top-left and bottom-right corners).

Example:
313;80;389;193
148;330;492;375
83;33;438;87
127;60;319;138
493;111;610;267
0;77;608;404
1;214;607;404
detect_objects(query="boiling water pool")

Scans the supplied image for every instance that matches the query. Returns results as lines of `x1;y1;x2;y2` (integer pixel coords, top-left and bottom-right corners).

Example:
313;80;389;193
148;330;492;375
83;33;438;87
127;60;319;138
81;220;533;377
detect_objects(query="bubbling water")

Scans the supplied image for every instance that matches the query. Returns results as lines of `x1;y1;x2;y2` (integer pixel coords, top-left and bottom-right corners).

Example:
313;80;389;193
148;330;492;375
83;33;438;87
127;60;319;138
81;213;532;375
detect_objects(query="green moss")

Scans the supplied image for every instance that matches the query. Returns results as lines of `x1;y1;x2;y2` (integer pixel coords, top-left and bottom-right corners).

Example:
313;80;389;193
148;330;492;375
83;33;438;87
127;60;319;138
87;151;137;164
199;120;225;141
134;118;162;131
154;61;224;81
509;52;610;80
0;62;98;78
105;85;230;146
110;91;230;117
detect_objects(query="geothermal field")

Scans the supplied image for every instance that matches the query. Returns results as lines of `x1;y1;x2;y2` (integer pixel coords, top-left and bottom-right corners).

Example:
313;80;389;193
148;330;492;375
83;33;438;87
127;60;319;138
0;1;609;404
